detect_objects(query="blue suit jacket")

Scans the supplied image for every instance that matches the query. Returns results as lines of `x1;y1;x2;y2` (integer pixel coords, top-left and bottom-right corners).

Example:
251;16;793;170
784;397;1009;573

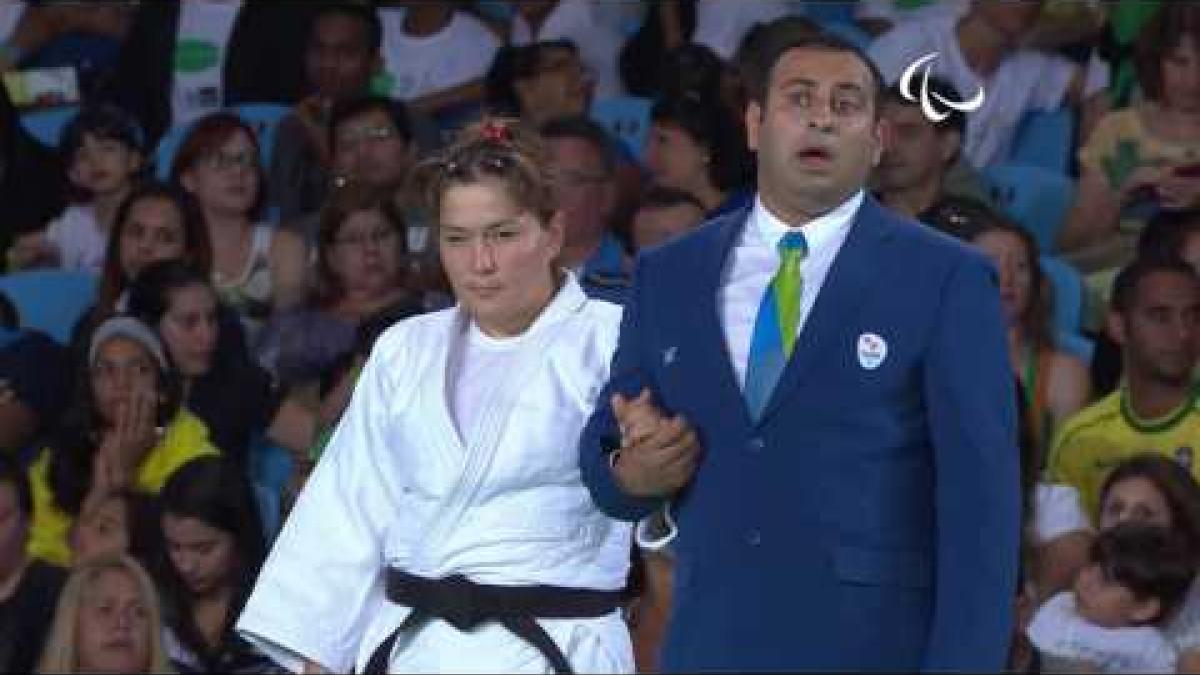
580;196;1020;671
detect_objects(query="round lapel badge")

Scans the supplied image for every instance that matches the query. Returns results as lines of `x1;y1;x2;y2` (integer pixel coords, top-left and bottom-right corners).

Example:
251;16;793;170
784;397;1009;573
857;332;888;370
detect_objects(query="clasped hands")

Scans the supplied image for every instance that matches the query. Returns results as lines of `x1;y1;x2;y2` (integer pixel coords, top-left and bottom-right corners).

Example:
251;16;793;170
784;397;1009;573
610;388;702;498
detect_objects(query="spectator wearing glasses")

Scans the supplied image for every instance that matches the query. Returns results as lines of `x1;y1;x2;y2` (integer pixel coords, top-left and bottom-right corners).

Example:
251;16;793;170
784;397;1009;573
170;112;308;347
540;116;631;305
256;182;426;390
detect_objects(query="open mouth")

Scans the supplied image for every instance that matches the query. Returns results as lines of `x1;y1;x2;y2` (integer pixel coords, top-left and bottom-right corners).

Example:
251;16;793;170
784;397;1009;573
796;147;833;164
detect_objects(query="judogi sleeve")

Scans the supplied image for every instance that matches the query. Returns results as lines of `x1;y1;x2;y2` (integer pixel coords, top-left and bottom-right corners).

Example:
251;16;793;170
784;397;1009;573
237;327;411;673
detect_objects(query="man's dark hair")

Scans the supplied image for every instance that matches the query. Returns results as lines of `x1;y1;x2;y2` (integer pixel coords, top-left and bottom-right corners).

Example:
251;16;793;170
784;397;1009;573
1110;256;1200;315
884;75;967;136
1089;523;1195;625
638;185;705;213
539;115;618;176
651;92;753;193
1137;209;1200;263
329;95;414;149
737;20;884;116
311;1;382;54
485;39;578;116
61;103;145;162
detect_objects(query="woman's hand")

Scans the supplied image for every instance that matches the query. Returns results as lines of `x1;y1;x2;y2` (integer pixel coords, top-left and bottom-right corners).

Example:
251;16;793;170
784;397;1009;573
97;388;161;488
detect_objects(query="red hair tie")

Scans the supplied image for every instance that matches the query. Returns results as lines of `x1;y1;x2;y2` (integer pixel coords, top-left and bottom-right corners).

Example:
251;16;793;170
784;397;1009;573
480;120;512;143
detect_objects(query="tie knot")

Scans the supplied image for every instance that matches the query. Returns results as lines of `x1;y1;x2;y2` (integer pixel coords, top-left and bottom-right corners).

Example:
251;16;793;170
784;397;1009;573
778;231;808;256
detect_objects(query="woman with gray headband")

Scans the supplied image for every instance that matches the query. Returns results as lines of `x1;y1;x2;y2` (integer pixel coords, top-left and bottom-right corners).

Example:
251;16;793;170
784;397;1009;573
25;316;219;568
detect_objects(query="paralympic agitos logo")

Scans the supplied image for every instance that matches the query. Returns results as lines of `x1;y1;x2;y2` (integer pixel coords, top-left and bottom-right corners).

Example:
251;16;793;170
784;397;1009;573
898;52;985;122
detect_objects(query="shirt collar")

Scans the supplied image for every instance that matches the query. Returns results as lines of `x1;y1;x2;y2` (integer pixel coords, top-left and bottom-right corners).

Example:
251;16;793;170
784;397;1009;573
750;189;864;254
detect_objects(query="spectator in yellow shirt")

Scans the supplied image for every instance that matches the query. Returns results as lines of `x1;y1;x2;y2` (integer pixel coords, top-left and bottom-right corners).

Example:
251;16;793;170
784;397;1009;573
27;317;218;567
1047;256;1200;520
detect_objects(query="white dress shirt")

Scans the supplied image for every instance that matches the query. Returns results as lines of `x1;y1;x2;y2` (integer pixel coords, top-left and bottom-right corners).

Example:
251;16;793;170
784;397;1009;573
718;190;863;391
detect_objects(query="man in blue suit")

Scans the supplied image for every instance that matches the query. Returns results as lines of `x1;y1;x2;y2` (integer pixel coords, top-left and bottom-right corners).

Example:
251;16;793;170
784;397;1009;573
579;24;1020;671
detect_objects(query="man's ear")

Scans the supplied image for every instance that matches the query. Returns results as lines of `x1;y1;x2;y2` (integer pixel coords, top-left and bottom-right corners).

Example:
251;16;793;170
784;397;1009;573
745;100;763;152
872;116;892;167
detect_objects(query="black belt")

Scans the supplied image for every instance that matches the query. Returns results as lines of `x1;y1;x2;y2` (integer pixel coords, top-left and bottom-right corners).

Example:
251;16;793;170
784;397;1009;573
363;569;624;674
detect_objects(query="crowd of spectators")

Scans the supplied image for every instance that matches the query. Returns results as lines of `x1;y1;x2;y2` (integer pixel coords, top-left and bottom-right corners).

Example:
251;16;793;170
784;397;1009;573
2;1;1200;672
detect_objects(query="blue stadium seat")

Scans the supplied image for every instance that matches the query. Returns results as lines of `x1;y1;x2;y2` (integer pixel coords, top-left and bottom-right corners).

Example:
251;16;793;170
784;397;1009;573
154;121;194;180
1009;107;1076;175
247;433;293;543
820;21;873;52
230;102;292;169
20;105;79;147
0;269;95;345
1041;253;1087;340
590;95;652;163
983;163;1076;253
1055;330;1094;365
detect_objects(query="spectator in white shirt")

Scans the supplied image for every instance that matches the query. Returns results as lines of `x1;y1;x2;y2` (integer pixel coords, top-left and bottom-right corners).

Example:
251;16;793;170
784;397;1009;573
868;0;1109;169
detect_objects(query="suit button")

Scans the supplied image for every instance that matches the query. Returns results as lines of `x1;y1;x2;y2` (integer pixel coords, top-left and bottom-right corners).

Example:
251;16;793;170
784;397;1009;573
746;530;762;546
748;438;764;453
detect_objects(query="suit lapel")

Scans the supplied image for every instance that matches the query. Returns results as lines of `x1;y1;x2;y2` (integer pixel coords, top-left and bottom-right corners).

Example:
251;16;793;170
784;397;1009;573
687;208;755;426
757;197;895;426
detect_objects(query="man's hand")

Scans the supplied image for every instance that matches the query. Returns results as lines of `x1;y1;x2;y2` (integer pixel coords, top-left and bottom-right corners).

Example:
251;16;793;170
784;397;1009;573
614;388;663;447
610;389;701;498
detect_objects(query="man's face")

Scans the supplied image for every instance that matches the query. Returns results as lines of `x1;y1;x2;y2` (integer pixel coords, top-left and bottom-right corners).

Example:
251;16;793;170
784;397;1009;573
333;109;411;190
306;14;378;101
1111;270;1200;386
546;136;615;249
874;100;951;193
746;48;885;220
515;46;590;121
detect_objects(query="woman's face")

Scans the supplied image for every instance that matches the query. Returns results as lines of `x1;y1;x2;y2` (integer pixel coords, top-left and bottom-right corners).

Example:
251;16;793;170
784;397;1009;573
72;495;130;565
1162;34;1200;113
973;229;1033;327
438;180;563;337
181;130;260;217
76;568;153;674
158;283;219;378
645;121;711;197
327;208;402;300
1099;476;1173;531
162;514;237;598
118;197;186;282
90;337;160;428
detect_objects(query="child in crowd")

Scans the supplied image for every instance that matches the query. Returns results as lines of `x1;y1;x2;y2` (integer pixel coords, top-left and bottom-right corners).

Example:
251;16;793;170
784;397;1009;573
8;104;144;274
1027;523;1194;672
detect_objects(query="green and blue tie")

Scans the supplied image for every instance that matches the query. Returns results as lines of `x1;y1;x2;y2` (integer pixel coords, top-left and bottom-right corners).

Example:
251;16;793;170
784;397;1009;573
744;231;808;419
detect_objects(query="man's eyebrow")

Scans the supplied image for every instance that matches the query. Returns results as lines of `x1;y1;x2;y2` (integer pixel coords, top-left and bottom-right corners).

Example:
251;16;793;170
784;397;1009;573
778;77;816;89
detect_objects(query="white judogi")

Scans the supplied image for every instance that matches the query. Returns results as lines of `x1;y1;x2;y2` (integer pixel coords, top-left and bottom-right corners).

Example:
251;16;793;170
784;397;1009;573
237;275;634;673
